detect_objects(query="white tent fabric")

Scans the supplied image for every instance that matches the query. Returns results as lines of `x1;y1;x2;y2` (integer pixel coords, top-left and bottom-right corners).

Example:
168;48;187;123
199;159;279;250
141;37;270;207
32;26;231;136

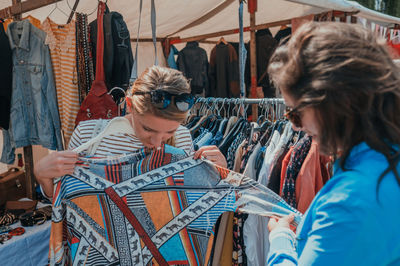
1;0;399;42
1;0;399;74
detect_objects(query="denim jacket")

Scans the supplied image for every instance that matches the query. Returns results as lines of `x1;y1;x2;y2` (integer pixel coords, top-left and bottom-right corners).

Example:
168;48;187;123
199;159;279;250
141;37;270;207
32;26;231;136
1;20;63;164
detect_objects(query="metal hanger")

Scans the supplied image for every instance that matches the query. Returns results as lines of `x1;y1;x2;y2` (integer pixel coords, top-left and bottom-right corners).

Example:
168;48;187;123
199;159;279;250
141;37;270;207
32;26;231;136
47;2;69;19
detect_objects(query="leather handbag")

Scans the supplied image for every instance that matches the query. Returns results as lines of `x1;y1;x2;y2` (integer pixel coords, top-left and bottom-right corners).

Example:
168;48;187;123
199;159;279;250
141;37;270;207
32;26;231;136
0;168;26;207
75;1;117;126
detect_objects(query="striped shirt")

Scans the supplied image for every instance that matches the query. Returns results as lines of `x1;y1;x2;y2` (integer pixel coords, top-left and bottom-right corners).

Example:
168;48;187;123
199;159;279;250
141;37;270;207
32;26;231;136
68;117;194;156
42;18;80;145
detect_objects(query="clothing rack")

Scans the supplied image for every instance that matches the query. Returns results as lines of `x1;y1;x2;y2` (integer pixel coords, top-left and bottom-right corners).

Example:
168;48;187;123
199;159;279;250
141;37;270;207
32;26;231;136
194;97;286;121
0;0;65;200
195;97;285;105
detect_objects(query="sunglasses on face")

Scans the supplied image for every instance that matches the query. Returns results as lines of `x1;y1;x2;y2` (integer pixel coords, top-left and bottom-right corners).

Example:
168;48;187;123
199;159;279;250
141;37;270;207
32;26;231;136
133;90;194;112
284;102;311;128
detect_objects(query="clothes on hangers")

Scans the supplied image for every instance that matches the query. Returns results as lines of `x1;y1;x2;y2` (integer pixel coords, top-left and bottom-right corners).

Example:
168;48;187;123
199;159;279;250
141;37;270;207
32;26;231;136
1;20;63;164
187;98;332;265
42;18;80;146
255;29;278;98
167;44;179;69
0;19;12;130
274;27;291;44
209;43;240;98
76;13;94;104
2;15;41;31
90;6;134;91
177;41;209;96
281;136;312;209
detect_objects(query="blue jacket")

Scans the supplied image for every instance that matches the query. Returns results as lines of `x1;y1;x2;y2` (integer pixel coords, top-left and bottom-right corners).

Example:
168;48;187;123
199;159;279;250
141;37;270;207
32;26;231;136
1;20;63;164
268;142;400;265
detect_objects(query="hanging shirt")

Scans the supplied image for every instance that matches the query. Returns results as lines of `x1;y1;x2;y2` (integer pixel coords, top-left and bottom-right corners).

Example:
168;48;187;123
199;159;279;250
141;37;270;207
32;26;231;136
167;45;179;69
1;20;63;164
209;43;240;98
177;41;209;95
49;144;302;266
295;139;330;213
42;18;80;145
268;142;400;265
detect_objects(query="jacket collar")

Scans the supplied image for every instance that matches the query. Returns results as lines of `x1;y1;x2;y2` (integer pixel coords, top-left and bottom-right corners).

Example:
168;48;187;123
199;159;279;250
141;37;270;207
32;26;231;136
8;20;31;51
186;41;199;48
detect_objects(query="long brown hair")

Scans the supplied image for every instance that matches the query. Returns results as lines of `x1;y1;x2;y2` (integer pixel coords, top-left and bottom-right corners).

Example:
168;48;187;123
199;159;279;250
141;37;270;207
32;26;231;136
268;22;400;189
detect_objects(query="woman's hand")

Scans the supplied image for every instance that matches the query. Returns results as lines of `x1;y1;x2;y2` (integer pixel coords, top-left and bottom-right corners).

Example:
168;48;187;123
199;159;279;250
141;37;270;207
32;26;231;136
194;145;227;168
268;213;295;232
34;151;78;198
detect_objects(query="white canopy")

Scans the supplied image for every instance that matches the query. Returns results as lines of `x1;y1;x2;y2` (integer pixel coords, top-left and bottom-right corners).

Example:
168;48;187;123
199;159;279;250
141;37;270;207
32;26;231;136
1;0;399;71
1;0;399;42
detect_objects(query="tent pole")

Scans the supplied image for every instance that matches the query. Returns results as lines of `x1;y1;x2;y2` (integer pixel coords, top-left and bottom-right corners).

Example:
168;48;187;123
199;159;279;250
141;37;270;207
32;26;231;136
0;0;62;19
249;0;258;122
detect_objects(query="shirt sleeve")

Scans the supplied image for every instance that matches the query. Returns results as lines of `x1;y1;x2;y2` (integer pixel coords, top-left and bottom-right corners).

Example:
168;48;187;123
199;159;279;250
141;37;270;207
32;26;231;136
268;227;298;266
268;197;366;265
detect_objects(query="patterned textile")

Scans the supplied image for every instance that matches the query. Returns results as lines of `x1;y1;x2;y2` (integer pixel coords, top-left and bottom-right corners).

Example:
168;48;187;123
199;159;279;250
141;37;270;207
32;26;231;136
226;131;248;170
232;212;248;266
281;136;312;208
75;13;94;104
50;145;302;265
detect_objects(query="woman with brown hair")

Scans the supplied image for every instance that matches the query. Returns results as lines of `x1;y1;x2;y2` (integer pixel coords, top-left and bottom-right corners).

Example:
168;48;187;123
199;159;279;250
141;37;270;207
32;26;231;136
35;65;226;198
267;22;400;265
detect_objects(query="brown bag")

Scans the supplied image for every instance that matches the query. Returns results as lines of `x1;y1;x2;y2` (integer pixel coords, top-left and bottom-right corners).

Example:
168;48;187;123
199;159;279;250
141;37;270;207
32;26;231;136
0;168;26;207
75;1;117;126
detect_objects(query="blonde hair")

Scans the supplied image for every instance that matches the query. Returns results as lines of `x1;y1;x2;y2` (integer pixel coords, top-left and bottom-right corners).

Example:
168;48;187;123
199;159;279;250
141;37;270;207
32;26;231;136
127;66;191;123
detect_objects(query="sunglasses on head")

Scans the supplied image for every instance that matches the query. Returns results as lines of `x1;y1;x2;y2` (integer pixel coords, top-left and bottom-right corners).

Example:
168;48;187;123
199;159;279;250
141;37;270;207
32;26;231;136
284;102;312;128
133;90;194;112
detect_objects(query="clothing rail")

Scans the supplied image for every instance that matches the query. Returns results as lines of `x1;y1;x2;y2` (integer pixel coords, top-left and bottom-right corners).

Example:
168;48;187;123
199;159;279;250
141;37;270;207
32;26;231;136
193;97;286;121
194;97;285;105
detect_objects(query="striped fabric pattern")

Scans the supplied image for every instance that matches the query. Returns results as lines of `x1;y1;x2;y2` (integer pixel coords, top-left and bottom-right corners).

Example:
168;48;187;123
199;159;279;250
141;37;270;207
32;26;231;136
68;118;194;156
42;18;80;145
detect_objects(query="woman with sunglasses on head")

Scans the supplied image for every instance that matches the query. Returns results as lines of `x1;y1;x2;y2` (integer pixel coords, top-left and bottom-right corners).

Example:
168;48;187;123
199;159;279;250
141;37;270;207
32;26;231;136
266;22;400;265
35;65;227;199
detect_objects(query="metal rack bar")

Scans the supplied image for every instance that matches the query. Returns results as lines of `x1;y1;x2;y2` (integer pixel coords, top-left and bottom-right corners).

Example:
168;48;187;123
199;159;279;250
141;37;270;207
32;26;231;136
195;97;285;105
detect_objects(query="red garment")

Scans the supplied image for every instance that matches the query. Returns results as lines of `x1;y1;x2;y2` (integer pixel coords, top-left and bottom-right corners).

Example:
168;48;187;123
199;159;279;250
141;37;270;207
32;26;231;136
387;41;400;59
280;146;294;197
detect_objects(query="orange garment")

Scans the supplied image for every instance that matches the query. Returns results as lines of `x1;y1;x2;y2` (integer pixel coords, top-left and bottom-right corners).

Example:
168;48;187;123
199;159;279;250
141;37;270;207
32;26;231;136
291;14;315;33
42;18;80;146
2;16;41;31
295;140;329;213
2;19;12;31
24;15;41;29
